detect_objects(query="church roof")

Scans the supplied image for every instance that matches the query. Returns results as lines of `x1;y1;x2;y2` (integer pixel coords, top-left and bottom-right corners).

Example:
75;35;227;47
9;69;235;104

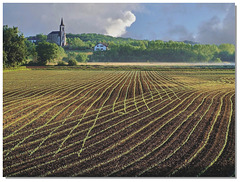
48;31;60;35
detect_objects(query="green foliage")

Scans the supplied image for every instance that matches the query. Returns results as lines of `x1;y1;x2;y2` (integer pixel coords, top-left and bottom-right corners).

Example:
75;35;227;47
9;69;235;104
57;60;67;66
218;44;235;54
67;33;134;44
36;41;59;65
25;40;38;64
3;51;8;66
36;34;47;42
14;30;236;65
3;25;27;68
56;46;67;61
67;37;88;50
67;52;77;59
68;58;78;66
217;51;235;62
90;40;235;63
66;33;236;63
25;40;37;57
211;57;222;63
76;53;89;62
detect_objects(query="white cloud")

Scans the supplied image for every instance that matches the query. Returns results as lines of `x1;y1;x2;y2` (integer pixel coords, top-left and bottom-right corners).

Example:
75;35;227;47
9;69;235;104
3;3;140;37
105;11;136;37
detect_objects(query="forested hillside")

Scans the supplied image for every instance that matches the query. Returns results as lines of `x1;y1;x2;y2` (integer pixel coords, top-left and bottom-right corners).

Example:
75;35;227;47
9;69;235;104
65;33;235;63
6;27;234;68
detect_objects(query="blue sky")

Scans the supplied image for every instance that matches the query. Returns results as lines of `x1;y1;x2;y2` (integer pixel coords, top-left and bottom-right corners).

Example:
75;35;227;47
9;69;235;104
3;3;235;44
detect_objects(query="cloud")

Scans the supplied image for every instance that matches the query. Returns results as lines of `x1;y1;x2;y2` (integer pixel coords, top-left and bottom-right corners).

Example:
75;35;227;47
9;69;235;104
3;3;140;37
195;5;235;45
167;25;195;41
105;11;136;37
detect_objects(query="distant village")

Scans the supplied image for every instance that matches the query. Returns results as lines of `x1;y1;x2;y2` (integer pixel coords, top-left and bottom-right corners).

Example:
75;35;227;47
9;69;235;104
25;18;234;64
27;18;108;51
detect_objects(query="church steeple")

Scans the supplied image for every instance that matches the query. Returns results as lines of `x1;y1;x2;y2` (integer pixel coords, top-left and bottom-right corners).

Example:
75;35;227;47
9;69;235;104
60;18;64;26
59;18;66;47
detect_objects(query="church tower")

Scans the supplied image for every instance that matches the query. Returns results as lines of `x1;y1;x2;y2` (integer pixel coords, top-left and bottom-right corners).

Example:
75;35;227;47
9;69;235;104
59;18;66;46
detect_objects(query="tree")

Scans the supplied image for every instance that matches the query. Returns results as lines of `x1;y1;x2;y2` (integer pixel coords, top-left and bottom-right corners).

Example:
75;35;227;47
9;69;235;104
36;34;47;43
25;40;37;63
3;25;27;68
218;44;235;54
211;57;222;63
67;37;87;50
67;52;77;59
76;53;89;62
217;51;232;62
68;58;78;66
56;46;67;61
36;41;59;65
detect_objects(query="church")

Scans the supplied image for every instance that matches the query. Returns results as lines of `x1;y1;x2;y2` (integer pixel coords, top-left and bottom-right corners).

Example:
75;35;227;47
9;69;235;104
47;18;66;47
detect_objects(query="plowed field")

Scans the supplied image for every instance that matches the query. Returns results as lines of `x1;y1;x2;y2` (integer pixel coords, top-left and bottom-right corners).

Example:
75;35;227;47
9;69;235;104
3;68;235;177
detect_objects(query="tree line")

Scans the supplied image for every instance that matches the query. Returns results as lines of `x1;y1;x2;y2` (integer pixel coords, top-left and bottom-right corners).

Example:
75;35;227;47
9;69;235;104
91;40;235;63
3;25;235;68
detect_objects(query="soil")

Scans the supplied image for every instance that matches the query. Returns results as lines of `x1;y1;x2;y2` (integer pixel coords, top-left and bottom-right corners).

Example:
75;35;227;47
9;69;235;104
3;68;235;177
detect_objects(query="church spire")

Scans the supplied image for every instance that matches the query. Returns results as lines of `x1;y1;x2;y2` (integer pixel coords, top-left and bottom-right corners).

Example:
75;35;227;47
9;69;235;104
60;18;64;26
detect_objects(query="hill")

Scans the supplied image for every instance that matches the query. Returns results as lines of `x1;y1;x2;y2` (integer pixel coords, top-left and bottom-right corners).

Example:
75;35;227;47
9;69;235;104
66;33;135;43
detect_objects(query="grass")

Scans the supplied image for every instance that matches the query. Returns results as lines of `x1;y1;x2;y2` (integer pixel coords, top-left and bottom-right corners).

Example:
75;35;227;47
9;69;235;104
3;66;31;72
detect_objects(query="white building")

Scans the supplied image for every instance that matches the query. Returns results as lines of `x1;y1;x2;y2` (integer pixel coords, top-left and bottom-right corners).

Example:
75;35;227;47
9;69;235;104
94;43;108;51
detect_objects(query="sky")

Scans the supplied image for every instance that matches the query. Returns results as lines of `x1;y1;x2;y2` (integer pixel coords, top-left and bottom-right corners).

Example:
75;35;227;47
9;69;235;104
3;2;236;45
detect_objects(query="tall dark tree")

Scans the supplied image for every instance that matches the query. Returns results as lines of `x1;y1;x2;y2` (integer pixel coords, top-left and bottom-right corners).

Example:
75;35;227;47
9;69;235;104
3;25;27;68
36;41;59;65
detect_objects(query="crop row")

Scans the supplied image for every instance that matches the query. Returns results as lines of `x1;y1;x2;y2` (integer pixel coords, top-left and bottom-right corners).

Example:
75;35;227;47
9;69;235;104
4;88;187;176
3;70;235;177
3;87;183;175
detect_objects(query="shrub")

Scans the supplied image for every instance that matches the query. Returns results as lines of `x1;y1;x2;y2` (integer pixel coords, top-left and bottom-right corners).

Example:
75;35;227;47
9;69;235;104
76;53;89;62
211;57;222;63
68;58;78;66
57;61;67;66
